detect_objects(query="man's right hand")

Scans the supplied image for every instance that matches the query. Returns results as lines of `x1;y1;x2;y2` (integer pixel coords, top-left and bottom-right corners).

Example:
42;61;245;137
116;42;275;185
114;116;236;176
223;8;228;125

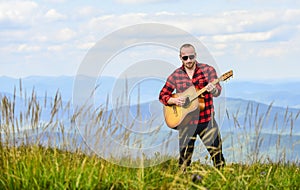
167;97;186;106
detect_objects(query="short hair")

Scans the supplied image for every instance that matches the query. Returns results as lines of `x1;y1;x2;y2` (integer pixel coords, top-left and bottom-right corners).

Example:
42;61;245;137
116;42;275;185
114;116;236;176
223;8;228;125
179;44;195;55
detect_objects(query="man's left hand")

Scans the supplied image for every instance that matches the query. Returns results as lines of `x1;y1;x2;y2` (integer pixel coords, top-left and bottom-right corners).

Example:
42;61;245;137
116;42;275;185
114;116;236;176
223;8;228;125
206;83;216;93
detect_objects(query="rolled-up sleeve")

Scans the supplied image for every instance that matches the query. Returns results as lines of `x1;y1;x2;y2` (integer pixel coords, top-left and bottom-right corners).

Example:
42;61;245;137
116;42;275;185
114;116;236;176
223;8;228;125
159;76;175;105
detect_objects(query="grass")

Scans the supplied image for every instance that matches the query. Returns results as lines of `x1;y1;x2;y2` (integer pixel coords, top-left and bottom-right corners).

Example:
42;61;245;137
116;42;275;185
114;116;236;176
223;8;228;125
1;144;300;189
0;84;300;189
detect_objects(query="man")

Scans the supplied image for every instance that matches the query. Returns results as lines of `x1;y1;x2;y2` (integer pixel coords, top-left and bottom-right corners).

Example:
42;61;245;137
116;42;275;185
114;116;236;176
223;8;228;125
159;43;225;170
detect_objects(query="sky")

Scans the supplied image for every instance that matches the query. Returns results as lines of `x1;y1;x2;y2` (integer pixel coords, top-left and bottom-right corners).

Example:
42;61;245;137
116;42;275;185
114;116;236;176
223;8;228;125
1;0;300;81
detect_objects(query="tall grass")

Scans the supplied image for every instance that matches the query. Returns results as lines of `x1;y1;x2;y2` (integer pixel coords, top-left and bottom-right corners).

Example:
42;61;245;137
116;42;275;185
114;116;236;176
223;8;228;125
222;98;300;164
0;83;300;189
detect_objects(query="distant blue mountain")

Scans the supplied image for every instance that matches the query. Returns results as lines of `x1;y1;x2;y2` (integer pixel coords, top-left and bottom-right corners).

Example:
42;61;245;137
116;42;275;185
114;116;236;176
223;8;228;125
1;75;299;134
0;75;74;101
224;80;300;109
1;76;299;108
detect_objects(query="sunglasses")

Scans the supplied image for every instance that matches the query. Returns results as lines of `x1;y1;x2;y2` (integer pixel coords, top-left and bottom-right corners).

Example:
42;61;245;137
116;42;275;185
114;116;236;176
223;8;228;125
181;54;195;61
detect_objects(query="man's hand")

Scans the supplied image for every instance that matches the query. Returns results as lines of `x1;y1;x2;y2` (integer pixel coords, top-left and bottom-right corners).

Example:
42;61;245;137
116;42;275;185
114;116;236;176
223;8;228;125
206;83;216;92
168;97;186;106
206;82;218;95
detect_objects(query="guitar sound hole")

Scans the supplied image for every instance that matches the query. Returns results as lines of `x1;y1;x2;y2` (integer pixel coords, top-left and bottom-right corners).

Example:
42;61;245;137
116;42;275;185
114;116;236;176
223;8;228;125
183;97;190;108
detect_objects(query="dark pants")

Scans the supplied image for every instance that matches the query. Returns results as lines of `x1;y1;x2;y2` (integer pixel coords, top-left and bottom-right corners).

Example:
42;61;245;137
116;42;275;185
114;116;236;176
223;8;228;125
178;117;225;169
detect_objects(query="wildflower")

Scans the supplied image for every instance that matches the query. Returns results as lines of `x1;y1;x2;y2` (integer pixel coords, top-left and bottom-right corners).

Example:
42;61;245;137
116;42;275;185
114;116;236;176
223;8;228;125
191;173;203;183
260;171;266;176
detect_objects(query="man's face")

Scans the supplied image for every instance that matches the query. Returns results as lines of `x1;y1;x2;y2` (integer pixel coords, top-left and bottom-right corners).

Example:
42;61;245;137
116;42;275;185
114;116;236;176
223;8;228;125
180;46;196;70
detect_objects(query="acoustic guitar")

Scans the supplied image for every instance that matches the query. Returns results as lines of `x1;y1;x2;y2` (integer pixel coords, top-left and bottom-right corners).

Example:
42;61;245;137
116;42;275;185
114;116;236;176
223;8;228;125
163;70;233;128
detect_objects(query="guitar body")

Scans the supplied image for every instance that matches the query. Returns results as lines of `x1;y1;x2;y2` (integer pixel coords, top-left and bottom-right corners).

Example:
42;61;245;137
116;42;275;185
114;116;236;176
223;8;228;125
163;86;201;128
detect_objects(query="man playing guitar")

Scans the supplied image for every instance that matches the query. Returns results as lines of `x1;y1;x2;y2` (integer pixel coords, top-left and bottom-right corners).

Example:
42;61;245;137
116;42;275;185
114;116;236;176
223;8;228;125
159;43;226;170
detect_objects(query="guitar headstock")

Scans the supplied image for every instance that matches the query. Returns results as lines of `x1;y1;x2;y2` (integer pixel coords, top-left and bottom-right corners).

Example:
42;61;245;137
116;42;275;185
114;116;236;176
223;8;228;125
220;70;233;82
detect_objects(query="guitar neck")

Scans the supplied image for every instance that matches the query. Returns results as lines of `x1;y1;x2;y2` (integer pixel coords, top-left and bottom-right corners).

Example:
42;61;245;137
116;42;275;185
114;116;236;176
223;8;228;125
191;78;220;101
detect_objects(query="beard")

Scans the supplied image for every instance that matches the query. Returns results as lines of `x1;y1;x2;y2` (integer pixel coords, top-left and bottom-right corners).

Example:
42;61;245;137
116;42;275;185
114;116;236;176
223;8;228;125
184;61;195;70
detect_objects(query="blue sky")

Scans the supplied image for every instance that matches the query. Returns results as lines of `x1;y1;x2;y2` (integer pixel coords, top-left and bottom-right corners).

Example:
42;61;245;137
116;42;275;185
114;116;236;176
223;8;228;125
1;0;300;81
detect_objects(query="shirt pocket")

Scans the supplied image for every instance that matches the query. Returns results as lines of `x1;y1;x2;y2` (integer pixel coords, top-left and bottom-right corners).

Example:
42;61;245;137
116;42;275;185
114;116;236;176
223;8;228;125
176;80;193;92
193;76;208;89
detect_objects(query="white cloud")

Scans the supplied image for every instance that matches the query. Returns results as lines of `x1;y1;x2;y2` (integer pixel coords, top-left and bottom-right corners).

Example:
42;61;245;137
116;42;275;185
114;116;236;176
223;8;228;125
207;23;299;44
214;43;228;50
282;9;300;22
75;42;95;50
31;34;48;42
44;9;66;21
257;46;286;57
84;10;300;41
154;9;299;38
17;44;41;52
0;1;38;24
84;9;300;40
155;11;177;16
86;13;147;34
212;32;272;43
0;1;299;79
74;9;300;70
56;27;76;41
47;45;64;52
0;43;40;53
77;6;99;17
0;30;27;40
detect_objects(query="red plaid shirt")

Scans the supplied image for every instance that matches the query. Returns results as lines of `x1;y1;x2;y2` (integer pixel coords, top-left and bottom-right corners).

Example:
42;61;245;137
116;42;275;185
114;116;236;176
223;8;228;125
159;62;221;125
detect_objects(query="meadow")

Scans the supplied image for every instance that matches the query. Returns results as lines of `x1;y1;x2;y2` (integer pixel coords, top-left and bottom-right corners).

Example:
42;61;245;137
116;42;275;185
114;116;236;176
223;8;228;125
0;85;300;189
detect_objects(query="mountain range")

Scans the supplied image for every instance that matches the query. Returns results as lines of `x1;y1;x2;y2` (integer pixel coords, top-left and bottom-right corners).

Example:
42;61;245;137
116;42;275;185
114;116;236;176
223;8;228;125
0;75;299;133
1;75;300;107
